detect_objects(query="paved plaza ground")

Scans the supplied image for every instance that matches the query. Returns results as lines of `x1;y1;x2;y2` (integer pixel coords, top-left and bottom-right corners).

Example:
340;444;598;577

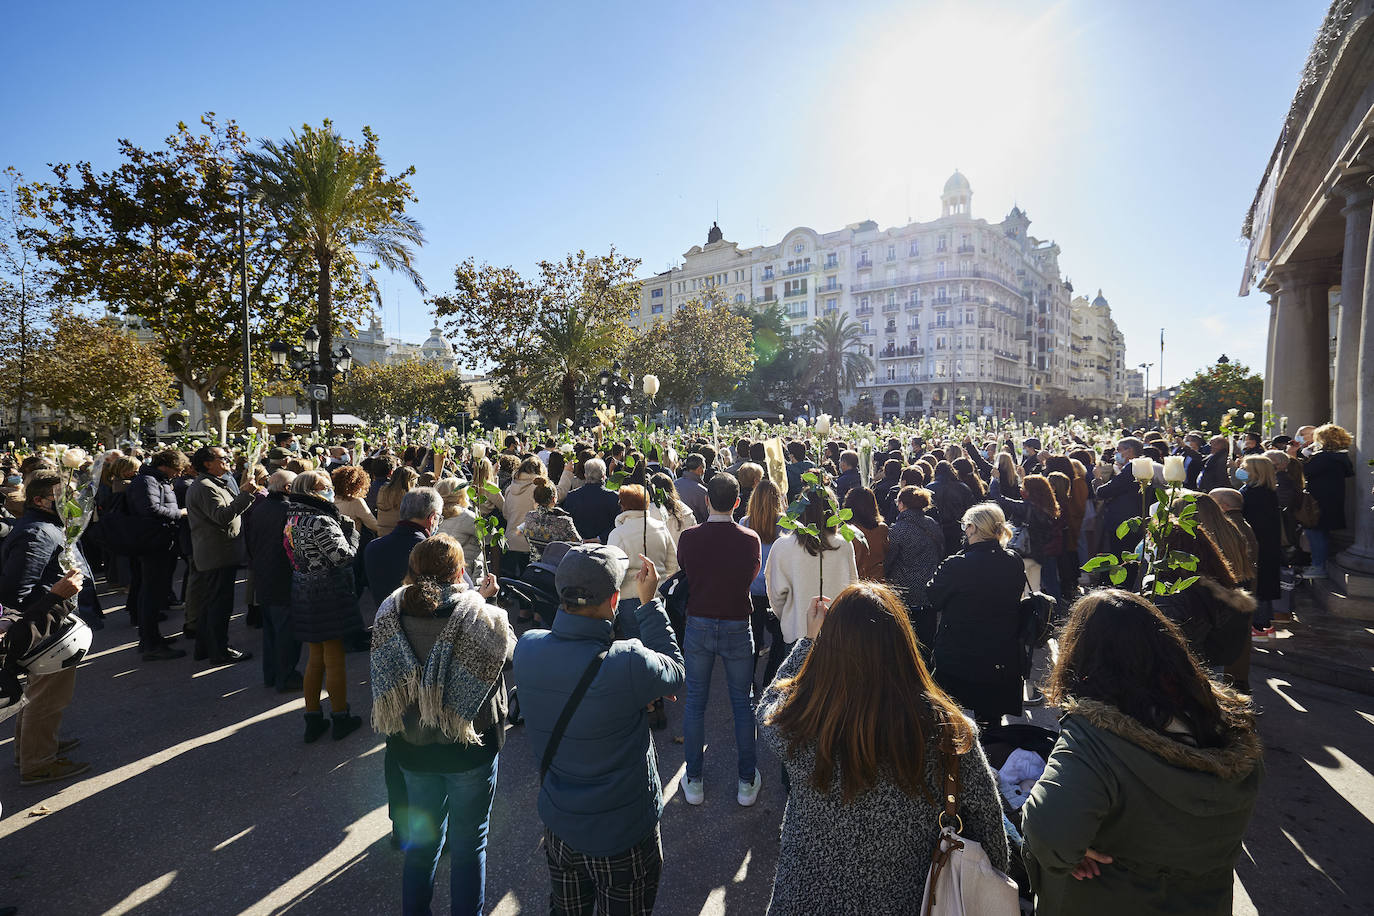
1;575;1371;915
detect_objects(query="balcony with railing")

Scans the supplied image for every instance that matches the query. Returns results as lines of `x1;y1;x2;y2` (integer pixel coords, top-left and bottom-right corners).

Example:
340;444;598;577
782;264;812;276
856;256;873;269
905;300;922;311
761;271;775;281
824;258;839;270
783;286;808;298
932;296;951;306
817;281;842;294
855;305;874;316
758;294;776;303
993;348;1019;361
878;345;924;360
882;301;900;313
850;275;920;293
927;321;952;330
958;244;975;254
785;305;809;318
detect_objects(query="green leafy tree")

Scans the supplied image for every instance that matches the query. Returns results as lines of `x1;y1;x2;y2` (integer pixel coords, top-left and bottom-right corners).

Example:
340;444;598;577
803;312;873;417
476;395;517;430
730;301;811;416
27;115;345;423
29;309;179;443
242;121;426;423
1172;360;1263;430
624;289;756;415
434;249;641;425
333;357;471;425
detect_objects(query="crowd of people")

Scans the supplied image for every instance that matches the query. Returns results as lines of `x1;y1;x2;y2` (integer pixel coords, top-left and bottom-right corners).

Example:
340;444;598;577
0;414;1351;914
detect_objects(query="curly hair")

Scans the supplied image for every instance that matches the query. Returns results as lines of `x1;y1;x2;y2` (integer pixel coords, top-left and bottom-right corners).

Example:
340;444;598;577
331;465;369;499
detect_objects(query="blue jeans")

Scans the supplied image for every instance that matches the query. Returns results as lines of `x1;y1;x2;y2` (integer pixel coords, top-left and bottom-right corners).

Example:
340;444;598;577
400;756;499;916
1308;528;1330;570
683;616;757;782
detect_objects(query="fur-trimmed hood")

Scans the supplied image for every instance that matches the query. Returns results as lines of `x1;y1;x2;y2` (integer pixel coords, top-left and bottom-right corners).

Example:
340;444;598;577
1061;697;1263;783
1191;575;1258;615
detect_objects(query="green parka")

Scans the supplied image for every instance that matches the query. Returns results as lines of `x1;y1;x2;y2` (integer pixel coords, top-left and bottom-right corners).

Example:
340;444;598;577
1021;698;1263;916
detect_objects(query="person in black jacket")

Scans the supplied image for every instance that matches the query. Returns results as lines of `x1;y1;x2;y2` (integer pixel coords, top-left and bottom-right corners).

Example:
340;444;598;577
1020;438;1043;475
1238;455;1283;635
1091;437;1146;568
126;450;189;660
244;470;302;691
1302;423;1356;578
832;450;861;504
1195;436;1234;494
928;461;974;555
873;459;903;524
926;502;1026;728
0;471;100;785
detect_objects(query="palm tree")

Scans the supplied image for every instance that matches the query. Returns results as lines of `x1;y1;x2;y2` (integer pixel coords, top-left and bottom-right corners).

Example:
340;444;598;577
241;122;425;421
536;301;625;425
803;312;873;416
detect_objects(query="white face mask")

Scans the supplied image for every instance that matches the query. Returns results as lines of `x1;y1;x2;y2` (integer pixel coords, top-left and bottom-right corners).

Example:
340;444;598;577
1295;435;1306;446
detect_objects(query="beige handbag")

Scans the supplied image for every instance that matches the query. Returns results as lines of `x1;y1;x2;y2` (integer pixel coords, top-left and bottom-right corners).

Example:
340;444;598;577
921;746;1020;916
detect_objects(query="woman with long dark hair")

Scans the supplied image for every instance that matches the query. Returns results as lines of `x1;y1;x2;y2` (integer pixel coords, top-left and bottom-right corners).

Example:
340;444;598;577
843;486;888;580
742;479;788;687
1021;590;1261;916
951;456;987;500
765;485;859;654
997;473;1063;596
929;460;974;555
884;486;947;650
757;582;1008;914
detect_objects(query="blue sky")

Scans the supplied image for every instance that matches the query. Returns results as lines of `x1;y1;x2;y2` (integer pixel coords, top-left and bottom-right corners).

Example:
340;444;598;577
3;0;1325;389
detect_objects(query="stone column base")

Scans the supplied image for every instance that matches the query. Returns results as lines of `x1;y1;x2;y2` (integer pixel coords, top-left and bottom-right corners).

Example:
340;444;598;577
1318;558;1374;620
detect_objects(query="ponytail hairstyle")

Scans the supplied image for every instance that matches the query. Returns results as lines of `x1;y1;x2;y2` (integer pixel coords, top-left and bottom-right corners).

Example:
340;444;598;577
400;534;466;616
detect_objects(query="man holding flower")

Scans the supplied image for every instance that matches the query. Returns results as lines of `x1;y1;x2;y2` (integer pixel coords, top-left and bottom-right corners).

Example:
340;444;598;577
186;446;261;664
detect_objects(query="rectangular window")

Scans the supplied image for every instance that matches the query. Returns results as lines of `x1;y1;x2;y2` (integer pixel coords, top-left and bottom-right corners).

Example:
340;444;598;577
887;245;895;260
651;288;663;299
651;302;663;314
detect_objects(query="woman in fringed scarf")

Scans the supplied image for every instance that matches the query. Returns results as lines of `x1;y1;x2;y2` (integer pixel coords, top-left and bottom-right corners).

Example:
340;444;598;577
370;533;514;916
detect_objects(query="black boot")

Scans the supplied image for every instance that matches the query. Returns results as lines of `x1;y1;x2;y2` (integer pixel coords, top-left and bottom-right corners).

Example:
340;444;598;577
303;711;329;743
331;706;362;741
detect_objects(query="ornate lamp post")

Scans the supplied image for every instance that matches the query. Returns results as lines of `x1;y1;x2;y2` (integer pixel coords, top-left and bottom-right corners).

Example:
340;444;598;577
268;328;353;434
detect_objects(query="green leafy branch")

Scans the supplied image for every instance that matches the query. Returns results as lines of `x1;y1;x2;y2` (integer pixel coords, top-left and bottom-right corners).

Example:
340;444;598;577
1081;480;1200;596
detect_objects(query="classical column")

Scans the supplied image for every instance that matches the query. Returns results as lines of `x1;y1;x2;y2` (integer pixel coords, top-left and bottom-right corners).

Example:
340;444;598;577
1263;287;1278;406
1268;261;1337;428
1333;174;1374;429
1339;177;1374;571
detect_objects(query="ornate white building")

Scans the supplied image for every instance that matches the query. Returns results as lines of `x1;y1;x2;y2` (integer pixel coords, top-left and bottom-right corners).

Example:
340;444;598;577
1068;290;1128;413
636;172;1093;419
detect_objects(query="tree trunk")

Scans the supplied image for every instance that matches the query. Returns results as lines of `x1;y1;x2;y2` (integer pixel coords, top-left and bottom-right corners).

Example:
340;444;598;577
317;246;334;423
561;371;577;429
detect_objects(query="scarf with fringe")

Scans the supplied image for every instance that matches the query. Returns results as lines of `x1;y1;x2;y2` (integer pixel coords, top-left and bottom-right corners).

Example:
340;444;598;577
370;584;514;746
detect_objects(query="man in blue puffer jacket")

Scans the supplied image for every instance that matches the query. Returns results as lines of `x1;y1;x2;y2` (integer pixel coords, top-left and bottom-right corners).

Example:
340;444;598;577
513;545;684;915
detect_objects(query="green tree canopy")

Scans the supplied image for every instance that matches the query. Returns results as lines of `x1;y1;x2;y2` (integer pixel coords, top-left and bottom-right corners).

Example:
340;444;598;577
242;120;426;422
803;312;874;417
27;115;339;422
433;249;641;425
333;357;471;426
623;289;756;415
1172;359;1263;430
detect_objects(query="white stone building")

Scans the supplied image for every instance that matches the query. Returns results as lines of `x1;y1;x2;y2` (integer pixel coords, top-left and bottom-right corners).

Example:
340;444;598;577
636;172;1086;419
1068;290;1128;413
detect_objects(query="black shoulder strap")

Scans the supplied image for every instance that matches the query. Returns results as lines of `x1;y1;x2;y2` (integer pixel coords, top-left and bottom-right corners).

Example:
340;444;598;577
539;647;609;784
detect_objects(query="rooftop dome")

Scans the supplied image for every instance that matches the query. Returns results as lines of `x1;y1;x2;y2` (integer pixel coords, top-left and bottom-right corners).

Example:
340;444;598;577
943;170;971;195
1092;289;1109;308
422;326;453;356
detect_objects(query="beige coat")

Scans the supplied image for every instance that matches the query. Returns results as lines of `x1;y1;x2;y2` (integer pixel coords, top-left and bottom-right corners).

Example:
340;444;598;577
502;476;539;553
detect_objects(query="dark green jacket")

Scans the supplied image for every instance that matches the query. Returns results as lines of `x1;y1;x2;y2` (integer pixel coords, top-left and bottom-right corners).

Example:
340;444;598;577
1021;698;1263;916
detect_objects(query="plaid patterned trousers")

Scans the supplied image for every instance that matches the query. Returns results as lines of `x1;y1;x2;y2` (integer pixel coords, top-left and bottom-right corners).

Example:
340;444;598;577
545;825;663;915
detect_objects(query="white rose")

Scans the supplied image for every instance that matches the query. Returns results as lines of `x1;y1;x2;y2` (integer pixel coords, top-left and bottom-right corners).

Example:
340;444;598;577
642;374;660;398
61;448;88;469
1243;412;1255;420
246;427;257;435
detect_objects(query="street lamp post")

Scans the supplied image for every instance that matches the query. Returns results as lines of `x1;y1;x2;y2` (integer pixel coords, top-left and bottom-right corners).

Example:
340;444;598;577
269;328;353;434
1139;361;1154;423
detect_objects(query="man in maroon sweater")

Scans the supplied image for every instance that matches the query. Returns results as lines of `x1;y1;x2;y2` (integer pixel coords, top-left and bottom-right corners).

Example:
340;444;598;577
674;472;763;808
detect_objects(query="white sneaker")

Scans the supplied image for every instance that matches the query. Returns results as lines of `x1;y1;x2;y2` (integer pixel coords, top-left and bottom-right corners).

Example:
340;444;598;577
683;776;705;806
737;769;762;807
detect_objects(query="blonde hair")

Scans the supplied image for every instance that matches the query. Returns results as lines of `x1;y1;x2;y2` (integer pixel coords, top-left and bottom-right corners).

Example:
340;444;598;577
1315;423;1353;451
737;462;763;491
378;466;419;512
435;476;469;517
961;502;1013;546
1241;454;1276;490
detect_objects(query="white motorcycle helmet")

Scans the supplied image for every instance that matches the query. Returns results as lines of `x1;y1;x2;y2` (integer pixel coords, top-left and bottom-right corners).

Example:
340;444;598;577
17;615;92;676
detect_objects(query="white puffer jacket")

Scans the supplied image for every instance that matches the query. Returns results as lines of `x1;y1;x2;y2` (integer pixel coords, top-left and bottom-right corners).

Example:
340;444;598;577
606;510;679;592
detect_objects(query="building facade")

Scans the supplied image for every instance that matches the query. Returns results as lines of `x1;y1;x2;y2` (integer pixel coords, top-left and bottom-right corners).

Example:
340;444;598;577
1240;0;1374;602
637;172;1089;419
1068;290;1129;414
